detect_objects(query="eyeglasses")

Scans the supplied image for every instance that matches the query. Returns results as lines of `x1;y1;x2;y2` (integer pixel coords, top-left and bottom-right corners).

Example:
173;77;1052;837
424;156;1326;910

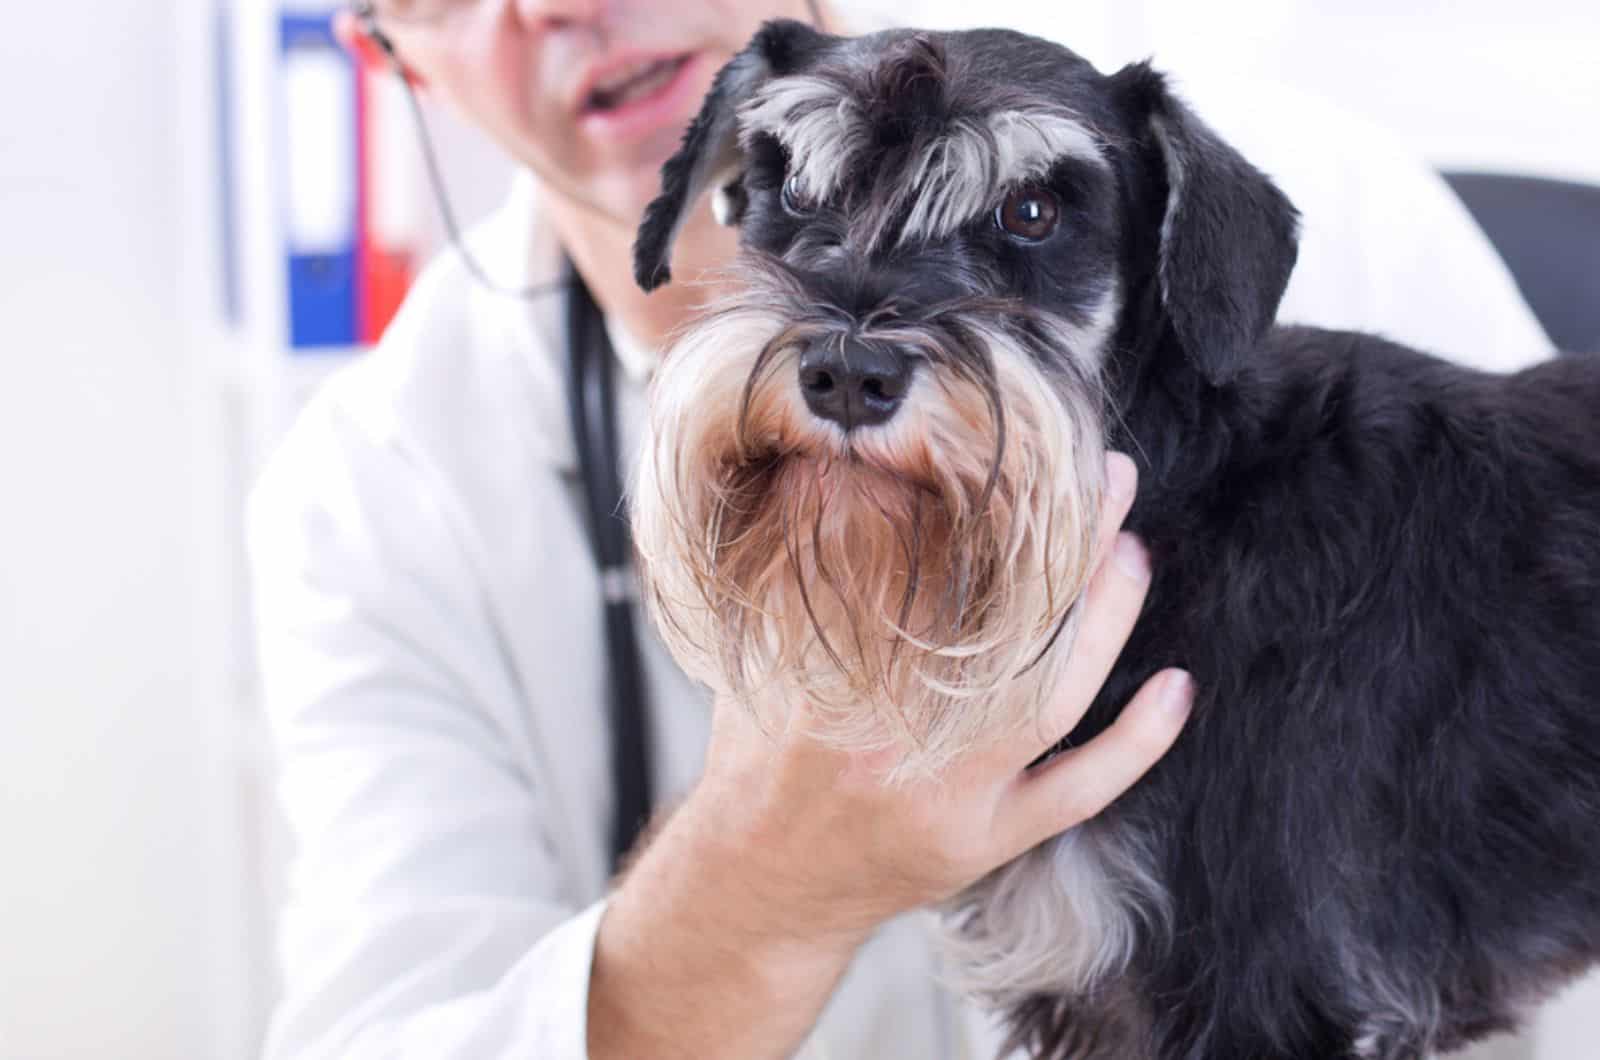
355;0;481;27
359;0;826;30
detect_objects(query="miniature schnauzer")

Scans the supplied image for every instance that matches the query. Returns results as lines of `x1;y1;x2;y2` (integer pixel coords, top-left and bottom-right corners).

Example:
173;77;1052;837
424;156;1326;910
628;19;1600;1060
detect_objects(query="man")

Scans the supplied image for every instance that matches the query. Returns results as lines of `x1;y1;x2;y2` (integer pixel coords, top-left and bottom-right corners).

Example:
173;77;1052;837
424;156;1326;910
248;2;1548;1058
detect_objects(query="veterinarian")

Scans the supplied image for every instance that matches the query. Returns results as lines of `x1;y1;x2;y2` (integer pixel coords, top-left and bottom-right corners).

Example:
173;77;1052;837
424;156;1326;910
248;2;1552;1058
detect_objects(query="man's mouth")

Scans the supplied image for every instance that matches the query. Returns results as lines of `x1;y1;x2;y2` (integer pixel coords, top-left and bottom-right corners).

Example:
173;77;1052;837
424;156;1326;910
585;54;693;113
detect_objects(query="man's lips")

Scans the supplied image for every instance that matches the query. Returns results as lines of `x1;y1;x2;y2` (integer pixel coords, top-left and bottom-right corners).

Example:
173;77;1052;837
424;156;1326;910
575;50;709;147
575;51;694;117
585;54;692;112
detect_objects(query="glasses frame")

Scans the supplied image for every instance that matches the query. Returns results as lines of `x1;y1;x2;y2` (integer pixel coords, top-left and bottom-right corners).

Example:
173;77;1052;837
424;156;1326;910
355;0;826;30
352;0;480;29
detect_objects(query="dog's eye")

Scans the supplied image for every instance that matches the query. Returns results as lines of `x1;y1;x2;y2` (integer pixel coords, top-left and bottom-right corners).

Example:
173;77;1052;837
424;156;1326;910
995;185;1060;242
781;174;813;217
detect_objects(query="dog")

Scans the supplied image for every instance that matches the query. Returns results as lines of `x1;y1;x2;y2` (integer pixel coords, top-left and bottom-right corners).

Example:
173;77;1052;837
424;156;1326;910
627;19;1600;1060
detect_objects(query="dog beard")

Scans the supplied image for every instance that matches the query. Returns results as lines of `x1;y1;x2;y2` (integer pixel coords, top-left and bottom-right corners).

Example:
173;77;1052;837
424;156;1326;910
632;268;1109;779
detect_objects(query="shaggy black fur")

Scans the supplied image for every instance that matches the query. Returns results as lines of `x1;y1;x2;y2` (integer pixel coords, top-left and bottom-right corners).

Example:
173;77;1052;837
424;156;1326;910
1052;328;1600;1059
635;20;1600;1059
1058;45;1600;1060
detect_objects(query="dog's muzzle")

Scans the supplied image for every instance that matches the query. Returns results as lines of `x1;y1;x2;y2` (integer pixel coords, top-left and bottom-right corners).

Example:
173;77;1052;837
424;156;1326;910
629;274;1113;780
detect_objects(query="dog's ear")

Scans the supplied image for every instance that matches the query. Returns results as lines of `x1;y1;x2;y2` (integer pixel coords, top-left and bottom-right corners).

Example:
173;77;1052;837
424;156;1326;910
634;19;829;292
1114;63;1300;385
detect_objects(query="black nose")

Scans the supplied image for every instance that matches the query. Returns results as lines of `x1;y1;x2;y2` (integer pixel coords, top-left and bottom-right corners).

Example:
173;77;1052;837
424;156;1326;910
797;340;912;430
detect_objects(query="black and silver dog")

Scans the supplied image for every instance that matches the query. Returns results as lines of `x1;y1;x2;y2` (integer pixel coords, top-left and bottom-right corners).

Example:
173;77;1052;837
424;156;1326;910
629;19;1600;1060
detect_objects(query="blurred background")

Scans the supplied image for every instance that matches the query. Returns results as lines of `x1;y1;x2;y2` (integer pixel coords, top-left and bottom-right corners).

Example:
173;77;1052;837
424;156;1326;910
0;0;1595;1057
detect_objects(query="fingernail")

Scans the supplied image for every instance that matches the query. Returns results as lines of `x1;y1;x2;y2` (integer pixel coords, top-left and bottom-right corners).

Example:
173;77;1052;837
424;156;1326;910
1162;670;1194;715
1104;451;1138;504
1113;531;1150;581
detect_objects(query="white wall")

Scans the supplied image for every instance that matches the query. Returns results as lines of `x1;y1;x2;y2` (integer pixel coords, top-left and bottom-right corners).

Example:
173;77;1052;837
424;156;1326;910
926;0;1600;183
0;1;220;1058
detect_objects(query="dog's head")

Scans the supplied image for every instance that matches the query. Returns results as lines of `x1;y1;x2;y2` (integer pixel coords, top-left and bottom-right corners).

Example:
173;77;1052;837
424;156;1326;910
630;21;1298;774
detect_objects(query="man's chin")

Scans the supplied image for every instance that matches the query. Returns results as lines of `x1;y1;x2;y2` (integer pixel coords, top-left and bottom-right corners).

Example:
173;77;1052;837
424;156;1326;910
558;129;702;228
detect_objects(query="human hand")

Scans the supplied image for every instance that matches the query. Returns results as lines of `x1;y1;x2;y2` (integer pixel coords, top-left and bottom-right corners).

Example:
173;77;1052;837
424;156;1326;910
589;451;1193;1060
685;450;1193;941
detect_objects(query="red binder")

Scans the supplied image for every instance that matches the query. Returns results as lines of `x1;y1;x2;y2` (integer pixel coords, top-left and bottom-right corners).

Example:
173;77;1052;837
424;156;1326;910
355;61;417;345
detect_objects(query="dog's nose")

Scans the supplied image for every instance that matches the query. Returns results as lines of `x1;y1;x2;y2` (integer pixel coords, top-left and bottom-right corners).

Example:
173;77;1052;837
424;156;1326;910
797;340;912;430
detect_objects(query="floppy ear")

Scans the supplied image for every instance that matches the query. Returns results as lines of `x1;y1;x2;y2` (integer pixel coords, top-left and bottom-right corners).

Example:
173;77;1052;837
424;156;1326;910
1117;64;1300;385
634;19;829;292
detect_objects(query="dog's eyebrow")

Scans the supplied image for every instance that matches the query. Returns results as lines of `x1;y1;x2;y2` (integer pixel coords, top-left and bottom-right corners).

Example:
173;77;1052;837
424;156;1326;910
897;111;1107;244
739;75;1106;248
739;75;868;206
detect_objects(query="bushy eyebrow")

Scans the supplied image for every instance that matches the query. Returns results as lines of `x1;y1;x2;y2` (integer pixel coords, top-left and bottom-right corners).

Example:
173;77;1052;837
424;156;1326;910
894;111;1107;243
740;74;1107;246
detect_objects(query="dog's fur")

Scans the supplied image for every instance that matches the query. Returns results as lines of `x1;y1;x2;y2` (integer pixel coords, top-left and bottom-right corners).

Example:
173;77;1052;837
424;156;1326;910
630;20;1600;1060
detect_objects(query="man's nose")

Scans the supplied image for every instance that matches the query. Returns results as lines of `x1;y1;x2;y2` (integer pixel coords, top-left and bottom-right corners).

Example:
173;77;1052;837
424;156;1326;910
511;0;604;29
797;340;913;431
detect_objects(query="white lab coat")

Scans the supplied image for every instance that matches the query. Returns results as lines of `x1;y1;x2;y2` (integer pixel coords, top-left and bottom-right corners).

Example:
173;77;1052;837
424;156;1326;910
248;74;1549;1060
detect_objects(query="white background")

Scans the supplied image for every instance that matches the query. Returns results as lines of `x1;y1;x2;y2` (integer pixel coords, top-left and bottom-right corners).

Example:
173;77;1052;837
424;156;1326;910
0;1;1594;1058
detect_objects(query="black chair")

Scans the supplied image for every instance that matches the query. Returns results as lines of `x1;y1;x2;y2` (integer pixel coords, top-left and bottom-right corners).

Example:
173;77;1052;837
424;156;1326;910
1443;171;1600;355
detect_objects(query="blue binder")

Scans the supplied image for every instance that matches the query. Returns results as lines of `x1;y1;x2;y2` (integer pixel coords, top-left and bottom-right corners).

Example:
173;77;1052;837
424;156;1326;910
279;12;358;350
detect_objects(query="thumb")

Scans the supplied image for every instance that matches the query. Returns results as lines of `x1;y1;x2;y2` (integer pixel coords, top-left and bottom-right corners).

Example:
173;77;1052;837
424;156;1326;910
1003;668;1193;854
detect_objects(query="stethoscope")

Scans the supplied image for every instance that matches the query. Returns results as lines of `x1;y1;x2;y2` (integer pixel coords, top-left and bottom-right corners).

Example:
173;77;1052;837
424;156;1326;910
353;0;825;872
353;4;654;871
